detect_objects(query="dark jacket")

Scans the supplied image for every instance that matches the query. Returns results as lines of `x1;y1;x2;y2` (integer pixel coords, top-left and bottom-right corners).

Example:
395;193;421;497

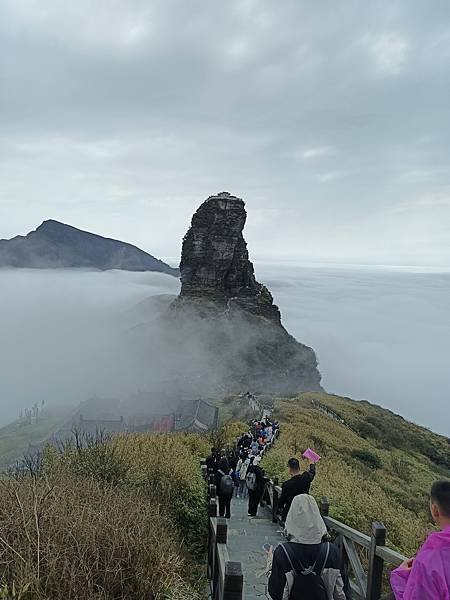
246;464;265;493
206;454;218;474
214;469;224;495
278;465;316;521
268;541;346;600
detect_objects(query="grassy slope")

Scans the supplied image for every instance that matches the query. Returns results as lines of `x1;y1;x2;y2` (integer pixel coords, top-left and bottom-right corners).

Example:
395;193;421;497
0;431;211;599
261;392;450;556
0;416;64;471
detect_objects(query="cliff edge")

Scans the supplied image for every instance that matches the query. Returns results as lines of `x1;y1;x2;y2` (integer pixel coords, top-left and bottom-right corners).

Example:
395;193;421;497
168;192;322;394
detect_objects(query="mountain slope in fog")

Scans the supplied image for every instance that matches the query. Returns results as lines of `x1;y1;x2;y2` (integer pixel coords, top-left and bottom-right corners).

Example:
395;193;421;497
0;220;178;274
129;192;322;395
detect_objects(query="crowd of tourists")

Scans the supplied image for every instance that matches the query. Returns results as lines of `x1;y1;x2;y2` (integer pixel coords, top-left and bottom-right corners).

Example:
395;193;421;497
206;411;450;600
206;416;279;519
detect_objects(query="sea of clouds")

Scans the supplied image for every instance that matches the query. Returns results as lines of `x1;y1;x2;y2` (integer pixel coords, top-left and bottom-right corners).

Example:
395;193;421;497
0;264;449;435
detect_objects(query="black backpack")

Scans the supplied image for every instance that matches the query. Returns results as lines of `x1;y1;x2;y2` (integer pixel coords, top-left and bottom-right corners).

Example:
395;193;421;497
217;470;235;496
280;542;330;600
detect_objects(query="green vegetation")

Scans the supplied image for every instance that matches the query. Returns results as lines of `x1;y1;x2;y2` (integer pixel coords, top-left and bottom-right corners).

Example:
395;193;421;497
212;394;257;425
0;431;208;599
316;393;450;470
0;416;63;472
2;389;446;594
351;448;383;470
261;392;450;556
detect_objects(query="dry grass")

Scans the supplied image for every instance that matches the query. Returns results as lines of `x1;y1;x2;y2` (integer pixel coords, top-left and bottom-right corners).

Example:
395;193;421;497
0;431;208;599
261;396;444;556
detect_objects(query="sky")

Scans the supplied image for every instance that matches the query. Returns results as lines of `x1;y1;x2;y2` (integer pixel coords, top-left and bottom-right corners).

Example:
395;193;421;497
1;0;450;266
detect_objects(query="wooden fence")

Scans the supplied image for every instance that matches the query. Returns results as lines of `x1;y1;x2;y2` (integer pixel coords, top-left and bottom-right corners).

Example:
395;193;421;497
202;398;403;599
200;463;244;600
261;480;405;600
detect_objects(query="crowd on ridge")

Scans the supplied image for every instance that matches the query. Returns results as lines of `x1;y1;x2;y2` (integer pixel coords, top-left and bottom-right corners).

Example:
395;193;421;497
206;416;279;519
206;405;450;600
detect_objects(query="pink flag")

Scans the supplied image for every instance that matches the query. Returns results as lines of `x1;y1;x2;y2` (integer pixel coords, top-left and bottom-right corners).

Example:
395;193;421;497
302;448;321;463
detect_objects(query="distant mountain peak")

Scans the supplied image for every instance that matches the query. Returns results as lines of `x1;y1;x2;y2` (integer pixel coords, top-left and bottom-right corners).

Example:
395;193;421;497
0;220;179;275
36;219;66;230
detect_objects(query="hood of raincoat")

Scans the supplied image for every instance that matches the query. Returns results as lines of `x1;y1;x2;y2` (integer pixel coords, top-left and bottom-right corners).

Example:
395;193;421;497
391;525;450;600
284;494;327;544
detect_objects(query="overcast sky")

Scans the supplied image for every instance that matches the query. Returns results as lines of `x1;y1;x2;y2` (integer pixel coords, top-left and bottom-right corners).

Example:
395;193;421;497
1;0;450;267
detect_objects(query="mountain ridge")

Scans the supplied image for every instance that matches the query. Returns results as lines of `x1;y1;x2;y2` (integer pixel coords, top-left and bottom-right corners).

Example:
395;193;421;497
0;220;178;275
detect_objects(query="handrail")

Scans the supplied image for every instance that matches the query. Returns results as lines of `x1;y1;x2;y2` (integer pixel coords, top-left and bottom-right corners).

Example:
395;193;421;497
202;394;276;599
200;467;243;600
262;478;406;600
207;394;405;600
208;516;243;599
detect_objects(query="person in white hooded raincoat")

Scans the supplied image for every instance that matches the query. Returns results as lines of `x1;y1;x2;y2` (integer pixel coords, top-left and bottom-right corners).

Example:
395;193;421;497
267;494;346;599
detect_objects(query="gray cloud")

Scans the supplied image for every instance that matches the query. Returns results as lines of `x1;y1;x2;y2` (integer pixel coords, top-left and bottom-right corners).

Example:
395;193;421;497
1;0;450;265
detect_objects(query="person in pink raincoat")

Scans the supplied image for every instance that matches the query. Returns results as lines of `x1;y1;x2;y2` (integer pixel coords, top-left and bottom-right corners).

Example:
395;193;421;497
391;480;450;599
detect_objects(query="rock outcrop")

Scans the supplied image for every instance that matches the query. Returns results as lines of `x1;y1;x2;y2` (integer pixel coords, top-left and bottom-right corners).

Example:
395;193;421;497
178;192;280;322
167;192;322;394
0;220;178;275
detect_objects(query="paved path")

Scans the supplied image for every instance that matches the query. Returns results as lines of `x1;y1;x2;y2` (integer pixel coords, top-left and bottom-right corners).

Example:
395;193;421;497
226;494;284;599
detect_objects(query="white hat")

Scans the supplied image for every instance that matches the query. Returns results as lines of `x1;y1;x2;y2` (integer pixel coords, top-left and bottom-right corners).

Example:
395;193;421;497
284;494;327;544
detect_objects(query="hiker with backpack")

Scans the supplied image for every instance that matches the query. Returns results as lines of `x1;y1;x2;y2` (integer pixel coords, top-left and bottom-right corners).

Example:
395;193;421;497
214;457;234;519
247;455;265;517
237;456;250;498
267;494;346;599
205;447;220;475
250;437;260;455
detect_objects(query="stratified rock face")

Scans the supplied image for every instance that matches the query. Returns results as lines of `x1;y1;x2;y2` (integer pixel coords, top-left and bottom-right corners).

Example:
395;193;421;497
0;220;178;275
168;192;322;394
179;192;281;322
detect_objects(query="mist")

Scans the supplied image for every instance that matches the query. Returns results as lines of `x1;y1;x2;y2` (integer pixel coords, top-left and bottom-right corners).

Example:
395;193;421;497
256;263;450;436
0;264;449;436
0;268;179;427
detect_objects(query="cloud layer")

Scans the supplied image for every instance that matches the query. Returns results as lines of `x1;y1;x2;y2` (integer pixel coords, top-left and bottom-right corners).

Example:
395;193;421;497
0;265;448;435
1;0;450;265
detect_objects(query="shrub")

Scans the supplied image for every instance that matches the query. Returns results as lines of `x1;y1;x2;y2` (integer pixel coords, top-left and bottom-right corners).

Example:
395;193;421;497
0;431;208;599
262;396;436;556
208;421;248;453
115;433;208;553
351;449;383;470
0;473;202;599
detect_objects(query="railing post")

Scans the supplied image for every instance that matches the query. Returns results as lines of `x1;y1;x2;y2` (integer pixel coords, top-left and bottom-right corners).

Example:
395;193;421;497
272;478;279;523
367;521;386;600
209;484;216;499
320;497;330;517
217;517;228;544
209;497;217;517
223;561;243;600
209;473;215;485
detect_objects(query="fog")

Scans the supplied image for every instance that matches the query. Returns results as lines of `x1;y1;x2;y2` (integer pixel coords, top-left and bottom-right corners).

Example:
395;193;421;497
0;269;180;426
0;265;449;435
256;263;450;436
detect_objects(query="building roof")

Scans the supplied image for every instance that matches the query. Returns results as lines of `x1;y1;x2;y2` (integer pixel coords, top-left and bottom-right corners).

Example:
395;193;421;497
175;399;219;432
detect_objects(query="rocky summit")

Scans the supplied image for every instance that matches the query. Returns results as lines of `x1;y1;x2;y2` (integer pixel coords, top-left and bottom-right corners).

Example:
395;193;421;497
167;192;322;394
178;192;281;322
